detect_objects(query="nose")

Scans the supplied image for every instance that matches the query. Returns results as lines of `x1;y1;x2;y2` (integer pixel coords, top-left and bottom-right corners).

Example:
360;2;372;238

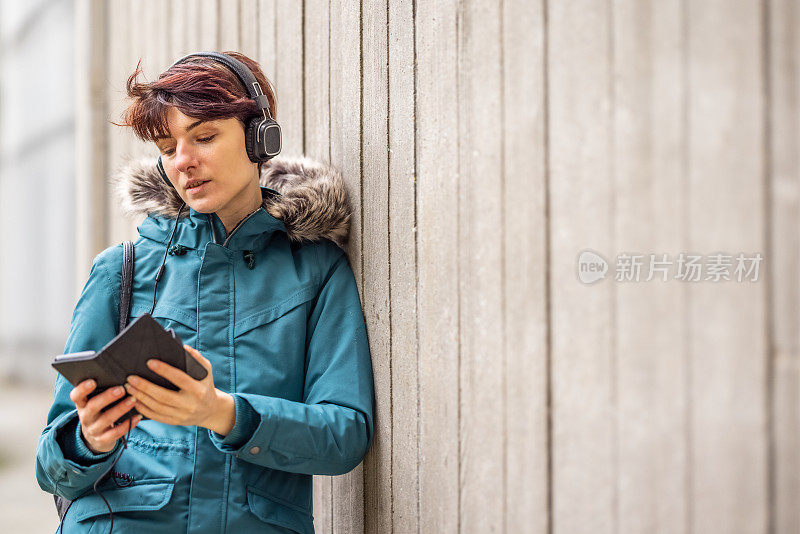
172;140;197;175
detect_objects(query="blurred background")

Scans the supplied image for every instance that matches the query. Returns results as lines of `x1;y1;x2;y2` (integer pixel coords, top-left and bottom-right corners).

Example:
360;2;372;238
0;0;75;531
1;0;799;533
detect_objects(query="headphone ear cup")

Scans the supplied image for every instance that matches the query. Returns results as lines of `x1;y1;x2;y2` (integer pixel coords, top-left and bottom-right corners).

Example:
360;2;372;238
156;156;174;188
244;119;261;163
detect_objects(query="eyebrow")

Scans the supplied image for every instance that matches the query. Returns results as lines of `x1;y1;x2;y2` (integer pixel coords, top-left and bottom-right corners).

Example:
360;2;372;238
155;119;207;141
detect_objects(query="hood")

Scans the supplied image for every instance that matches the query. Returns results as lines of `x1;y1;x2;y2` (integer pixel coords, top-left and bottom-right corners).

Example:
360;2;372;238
111;155;352;248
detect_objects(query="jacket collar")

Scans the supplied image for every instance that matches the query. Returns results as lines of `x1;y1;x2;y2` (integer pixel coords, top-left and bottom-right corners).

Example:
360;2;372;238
112;155;352;250
134;187;289;251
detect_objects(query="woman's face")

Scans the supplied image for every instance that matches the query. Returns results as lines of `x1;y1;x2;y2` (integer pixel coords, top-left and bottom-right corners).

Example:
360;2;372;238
155;106;260;218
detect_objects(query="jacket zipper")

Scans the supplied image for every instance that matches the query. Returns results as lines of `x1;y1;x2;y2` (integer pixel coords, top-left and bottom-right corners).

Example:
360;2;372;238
221;209;260;248
206;214;219;245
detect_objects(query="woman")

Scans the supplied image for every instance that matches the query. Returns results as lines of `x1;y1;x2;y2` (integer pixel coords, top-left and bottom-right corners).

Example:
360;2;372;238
35;51;374;533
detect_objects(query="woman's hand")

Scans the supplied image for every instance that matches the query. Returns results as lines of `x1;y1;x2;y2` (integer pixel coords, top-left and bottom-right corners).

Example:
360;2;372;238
69;381;143;454
124;344;236;436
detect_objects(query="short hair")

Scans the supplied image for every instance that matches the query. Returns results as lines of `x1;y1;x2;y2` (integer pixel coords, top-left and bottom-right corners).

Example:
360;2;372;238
119;51;277;144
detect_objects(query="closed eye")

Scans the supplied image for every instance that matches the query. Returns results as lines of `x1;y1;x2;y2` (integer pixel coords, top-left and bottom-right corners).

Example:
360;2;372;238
159;134;215;156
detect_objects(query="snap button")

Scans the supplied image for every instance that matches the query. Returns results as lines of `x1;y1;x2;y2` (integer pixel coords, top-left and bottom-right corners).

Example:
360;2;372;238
249;446;260;455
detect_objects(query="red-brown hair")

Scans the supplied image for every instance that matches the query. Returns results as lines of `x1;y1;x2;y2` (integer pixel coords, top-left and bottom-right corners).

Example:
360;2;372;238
118;51;277;143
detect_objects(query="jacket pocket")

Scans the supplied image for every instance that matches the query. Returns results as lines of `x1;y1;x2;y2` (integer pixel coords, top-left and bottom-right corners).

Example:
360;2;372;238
71;477;174;523
234;283;317;338
246;485;314;534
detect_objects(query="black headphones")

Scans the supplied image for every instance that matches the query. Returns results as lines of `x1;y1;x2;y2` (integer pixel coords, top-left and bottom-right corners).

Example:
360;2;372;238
155;51;281;188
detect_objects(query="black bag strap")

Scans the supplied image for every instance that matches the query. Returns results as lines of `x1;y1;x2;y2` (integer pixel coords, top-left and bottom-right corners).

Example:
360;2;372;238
119;240;135;331
54;240;136;522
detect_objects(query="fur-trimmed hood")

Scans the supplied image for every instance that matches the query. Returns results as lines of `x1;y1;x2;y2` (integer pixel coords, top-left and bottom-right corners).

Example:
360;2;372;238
112;155;351;248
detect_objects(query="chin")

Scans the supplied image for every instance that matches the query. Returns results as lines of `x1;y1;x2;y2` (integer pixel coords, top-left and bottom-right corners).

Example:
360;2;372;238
184;197;222;214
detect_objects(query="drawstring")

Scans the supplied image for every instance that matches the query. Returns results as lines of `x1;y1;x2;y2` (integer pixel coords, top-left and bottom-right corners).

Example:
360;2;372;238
151;203;187;315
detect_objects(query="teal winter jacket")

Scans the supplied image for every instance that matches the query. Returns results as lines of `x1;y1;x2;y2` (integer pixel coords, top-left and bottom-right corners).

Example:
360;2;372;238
35;155;374;533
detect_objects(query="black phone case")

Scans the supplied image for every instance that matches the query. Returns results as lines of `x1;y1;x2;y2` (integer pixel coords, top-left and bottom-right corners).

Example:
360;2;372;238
52;313;208;425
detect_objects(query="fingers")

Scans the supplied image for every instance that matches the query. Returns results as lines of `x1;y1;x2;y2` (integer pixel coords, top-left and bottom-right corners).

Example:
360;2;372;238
145;359;198;392
129;399;161;422
95;414;143;443
79;404;143;454
92;395;137;432
84;385;127;419
125;382;182;418
130;397;181;426
125;376;182;408
69;380;96;409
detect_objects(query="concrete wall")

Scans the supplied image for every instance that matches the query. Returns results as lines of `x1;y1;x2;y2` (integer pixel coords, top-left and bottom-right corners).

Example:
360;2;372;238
60;0;800;532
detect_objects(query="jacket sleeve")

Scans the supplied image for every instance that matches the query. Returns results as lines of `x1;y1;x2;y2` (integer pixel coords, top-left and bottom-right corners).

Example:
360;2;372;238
35;247;125;500
208;250;375;476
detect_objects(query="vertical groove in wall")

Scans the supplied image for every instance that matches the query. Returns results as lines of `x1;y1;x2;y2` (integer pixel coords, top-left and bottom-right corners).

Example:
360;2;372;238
498;0;508;532
273;0;278;88
216;0;222;49
761;1;776;533
301;0;306;156
680;0;694;531
234;0;239;51
358;1;366;526
411;0;421;530
237;0;242;50
165;1;173;66
255;1;260;58
317;0;333;529
385;0;395;528
196;3;202;51
327;0;331;161
359;0;365;291
101;0;111;247
454;1;462;531
607;1;618;533
542;0;553;532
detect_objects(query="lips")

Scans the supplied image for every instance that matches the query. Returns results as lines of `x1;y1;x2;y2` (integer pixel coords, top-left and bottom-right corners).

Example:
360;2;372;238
185;180;209;189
